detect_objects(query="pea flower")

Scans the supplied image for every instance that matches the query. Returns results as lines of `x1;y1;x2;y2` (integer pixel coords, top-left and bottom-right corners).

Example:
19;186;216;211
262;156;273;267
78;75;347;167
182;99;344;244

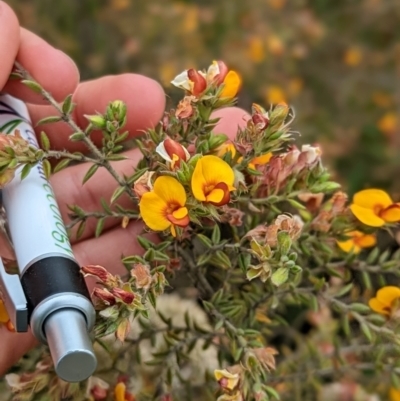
139;176;190;236
171;69;207;97
369;286;400;316
171;61;241;98
0;300;10;324
114;382;135;401
247;153;273;170
350;189;400;227
389;387;400;401
156;137;190;169
214;369;240;391
191;155;235;206
337;230;376;254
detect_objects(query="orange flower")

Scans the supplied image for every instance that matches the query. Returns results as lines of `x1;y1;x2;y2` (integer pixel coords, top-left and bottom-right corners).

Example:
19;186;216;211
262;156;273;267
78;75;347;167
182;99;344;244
139;176;190;236
350;189;400;227
369;286;400;316
390;387;400;401
191;155;235;206
171;69;206;97
377;112;397;137
0;300;9;324
247;153;273;170
337;230;376;254
219;70;241;98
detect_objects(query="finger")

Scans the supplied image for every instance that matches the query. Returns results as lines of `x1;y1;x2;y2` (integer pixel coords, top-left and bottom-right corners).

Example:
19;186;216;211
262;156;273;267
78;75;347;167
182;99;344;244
4;28;80;104
74;220;156;279
0;327;37;377
211;107;250;140
0;1;20;90
27;74;166;151
51;148;142;242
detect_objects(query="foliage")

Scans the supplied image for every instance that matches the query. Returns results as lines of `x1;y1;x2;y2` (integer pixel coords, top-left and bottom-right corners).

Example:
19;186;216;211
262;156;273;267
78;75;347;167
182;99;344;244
0;60;400;401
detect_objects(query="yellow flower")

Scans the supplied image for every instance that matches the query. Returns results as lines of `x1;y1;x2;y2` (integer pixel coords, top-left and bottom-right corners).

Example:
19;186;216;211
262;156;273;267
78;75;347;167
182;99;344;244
139;176;190;236
378;112;397;137
337;230;376;254
0;300;9;323
266;86;286;105
191;155;235;206
343;47;362;67
247;153;273;170
217;142;237;158
390;387;400;401
114;382;134;401
350;189;400;227
248;37;265;63
214;369;240;391
369;286;400;316
220;71;241;98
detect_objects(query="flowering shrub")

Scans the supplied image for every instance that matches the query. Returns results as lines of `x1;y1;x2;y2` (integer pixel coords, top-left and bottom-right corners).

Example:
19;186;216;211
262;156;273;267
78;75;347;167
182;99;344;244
1;61;400;401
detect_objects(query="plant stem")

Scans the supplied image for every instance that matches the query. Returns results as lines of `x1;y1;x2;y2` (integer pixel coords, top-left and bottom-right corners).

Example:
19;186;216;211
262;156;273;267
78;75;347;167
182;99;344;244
14;61;137;201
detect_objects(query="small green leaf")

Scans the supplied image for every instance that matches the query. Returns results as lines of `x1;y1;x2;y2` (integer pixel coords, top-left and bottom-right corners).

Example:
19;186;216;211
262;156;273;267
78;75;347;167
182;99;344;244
53;158;71;173
76;220;86;240
82;164;99;184
211;224;221;244
95;218;105;238
111;186;125;203
62;94;74;115
20;163;32;180
69;132;86;141
21;79;42;93
42;159;52;180
37;116;62;125
287;199;306;210
40;131;50;151
360;322;373;342
271;267;289;286
196;234;213;248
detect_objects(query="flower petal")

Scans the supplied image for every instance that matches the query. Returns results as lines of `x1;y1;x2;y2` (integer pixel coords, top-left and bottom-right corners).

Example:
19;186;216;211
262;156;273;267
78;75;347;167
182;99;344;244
171;70;191;91
154;176;187;206
251;152;273;166
0;300;9;323
172;206;188;220
114;382;126;401
381;204;400;223
206;188;225;204
350;204;385;227
353;189;393;209
220;71;241;98
191;158;207;201
389;387;400;401
337;239;360;254
376;286;400;307
139;191;170;231
200;155;235;188
368;297;390;315
356;234;377;248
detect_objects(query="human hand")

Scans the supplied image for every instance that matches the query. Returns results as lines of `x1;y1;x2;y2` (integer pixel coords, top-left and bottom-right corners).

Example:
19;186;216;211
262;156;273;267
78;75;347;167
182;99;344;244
0;1;248;376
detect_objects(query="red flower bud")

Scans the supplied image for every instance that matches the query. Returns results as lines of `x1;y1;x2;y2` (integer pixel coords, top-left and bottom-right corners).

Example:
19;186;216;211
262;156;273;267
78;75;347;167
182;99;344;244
164;138;189;162
93;288;116;305
187;69;207;96
112;288;135;304
82;264;112;283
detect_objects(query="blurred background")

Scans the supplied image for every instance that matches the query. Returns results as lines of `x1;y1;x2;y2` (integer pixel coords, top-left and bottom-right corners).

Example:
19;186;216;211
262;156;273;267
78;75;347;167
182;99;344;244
8;0;400;197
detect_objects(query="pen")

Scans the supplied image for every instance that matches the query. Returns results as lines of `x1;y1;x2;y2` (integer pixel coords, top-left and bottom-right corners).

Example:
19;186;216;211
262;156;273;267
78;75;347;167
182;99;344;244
0;93;97;382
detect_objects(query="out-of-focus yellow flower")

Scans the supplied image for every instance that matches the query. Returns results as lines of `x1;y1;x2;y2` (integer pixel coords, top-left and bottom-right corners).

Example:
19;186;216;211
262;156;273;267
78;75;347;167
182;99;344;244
114;382;135;401
111;0;130;10
267;35;285;56
337;230;376;254
191;155;235;206
248;37;265;63
389;387;400;401
350;189;400;227
369;286;400;316
0;300;9;323
183;5;199;33
377;112;397;136
139;176;190;236
214;369;240;391
266;86;286;105
343;47;363;67
372;91;392;108
288;78;303;98
267;0;286;10
220;71;241;98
